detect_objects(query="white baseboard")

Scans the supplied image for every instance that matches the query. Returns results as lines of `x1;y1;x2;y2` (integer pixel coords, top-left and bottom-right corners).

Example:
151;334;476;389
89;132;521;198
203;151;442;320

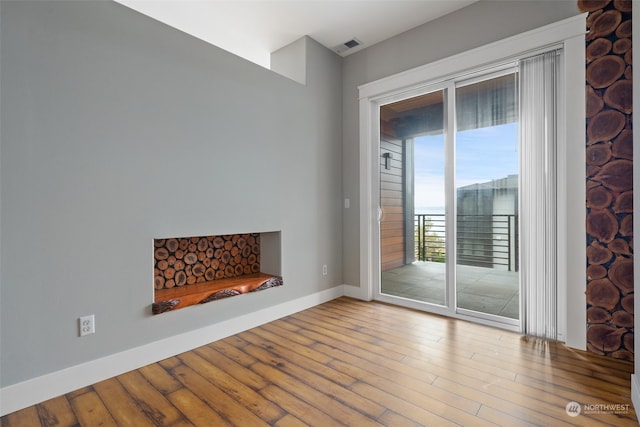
632;374;640;423
342;283;372;300
0;285;345;416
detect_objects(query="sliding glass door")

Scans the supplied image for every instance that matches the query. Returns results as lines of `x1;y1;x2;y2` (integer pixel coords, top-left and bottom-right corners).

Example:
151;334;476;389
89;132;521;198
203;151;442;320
377;69;520;328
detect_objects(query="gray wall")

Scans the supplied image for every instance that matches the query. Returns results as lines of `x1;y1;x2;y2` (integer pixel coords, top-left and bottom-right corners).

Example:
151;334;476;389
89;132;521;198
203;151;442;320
0;0;343;387
341;0;581;287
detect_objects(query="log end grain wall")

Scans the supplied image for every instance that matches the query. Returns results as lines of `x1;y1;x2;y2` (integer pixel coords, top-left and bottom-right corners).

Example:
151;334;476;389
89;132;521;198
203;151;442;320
154;233;261;289
579;0;633;361
152;233;283;314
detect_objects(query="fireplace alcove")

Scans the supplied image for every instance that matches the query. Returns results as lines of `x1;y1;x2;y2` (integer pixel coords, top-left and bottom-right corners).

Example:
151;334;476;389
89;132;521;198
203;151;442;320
152;231;282;314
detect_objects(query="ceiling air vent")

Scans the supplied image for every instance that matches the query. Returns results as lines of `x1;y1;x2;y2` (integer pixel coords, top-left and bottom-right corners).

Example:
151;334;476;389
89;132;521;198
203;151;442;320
333;38;362;55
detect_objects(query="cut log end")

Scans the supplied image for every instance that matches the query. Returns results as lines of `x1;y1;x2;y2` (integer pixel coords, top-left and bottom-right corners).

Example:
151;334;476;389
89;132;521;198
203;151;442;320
587;306;612;323
620;214;633;237
624;330;634;350
621;294;634;313
609;256;634;294
587;264;608;280
586;85;604;118
613;38;632;55
587;109;626;143
154;276;165;290
166;238;179;252
612;310;634;327
586;185;613;209
578;0;611;12
586;55;625;88
609;238;632;255
613;0;632;12
616;20;632;39
611;349;634;361
587;278;621;310
592;159;633;192
587;241;613;265
586;209;619;243
587;38;612;62
612;129;633;160
586;143;612;166
586;10;622;40
612;191;633;214
154;248;169;260
603;79;633;113
587;324;625;353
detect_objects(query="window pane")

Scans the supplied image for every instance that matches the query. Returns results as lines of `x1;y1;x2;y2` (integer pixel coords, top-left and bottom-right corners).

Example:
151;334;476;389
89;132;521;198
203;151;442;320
379;90;447;306
456;73;517;131
455;74;519;319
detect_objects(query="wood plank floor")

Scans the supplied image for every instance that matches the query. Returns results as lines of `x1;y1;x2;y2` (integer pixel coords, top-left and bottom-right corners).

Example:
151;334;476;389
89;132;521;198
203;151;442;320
2;297;637;426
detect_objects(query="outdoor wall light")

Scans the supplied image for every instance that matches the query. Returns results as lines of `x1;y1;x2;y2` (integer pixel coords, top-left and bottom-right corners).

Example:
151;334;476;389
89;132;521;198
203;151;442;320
382;152;393;170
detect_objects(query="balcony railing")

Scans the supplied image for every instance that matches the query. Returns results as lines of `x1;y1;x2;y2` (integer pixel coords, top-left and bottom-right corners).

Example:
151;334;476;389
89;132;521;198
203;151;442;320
415;213;518;271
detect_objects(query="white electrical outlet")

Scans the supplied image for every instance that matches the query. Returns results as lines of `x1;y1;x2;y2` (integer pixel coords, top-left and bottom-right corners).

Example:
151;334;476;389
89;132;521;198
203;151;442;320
322;265;328;276
79;315;95;337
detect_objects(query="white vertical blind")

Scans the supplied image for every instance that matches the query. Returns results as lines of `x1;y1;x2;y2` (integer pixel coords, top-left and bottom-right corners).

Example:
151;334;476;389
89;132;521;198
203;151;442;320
519;50;559;339
456;73;518;131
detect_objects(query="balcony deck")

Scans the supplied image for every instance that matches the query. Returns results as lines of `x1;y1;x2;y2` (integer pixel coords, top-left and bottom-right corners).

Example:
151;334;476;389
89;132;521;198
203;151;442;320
381;261;519;319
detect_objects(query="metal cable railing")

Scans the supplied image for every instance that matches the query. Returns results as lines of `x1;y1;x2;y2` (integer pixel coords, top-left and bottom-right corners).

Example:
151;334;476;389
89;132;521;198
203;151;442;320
414;214;518;271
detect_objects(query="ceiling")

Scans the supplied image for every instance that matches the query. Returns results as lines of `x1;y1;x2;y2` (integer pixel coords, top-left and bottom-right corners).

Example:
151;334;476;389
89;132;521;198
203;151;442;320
115;0;479;69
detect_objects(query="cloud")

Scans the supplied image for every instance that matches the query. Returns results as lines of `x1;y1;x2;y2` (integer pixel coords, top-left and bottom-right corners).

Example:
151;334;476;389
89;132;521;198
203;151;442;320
412;123;518;210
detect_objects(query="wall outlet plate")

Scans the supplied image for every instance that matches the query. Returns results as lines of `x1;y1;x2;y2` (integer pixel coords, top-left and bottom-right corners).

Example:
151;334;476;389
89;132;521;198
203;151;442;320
79;315;95;337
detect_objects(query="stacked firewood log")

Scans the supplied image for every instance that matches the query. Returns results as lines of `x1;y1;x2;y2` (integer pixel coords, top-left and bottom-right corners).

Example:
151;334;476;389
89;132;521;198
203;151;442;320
153;233;261;290
579;0;633;360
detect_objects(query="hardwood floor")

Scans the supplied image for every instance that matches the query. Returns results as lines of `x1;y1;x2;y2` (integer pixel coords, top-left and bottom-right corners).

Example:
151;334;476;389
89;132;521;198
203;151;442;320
2;297;637;426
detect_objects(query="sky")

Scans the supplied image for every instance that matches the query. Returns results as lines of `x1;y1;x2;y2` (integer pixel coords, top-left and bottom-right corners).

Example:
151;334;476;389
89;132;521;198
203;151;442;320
414;122;519;212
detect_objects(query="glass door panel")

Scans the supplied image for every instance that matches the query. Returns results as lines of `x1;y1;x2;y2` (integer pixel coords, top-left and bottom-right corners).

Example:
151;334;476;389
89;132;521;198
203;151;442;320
379;90;447;306
454;73;520;320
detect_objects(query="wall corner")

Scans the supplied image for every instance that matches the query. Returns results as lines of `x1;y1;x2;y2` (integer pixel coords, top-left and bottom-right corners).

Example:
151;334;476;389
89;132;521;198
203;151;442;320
271;36;307;85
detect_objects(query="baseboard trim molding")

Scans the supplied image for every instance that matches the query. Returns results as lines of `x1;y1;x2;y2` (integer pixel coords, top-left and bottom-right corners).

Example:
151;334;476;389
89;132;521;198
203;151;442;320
631;374;640;423
0;285;345;416
342;283;372;301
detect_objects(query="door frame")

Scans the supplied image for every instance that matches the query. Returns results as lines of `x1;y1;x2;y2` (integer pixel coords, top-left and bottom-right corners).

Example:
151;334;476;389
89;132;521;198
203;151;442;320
373;78;523;330
357;14;586;341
